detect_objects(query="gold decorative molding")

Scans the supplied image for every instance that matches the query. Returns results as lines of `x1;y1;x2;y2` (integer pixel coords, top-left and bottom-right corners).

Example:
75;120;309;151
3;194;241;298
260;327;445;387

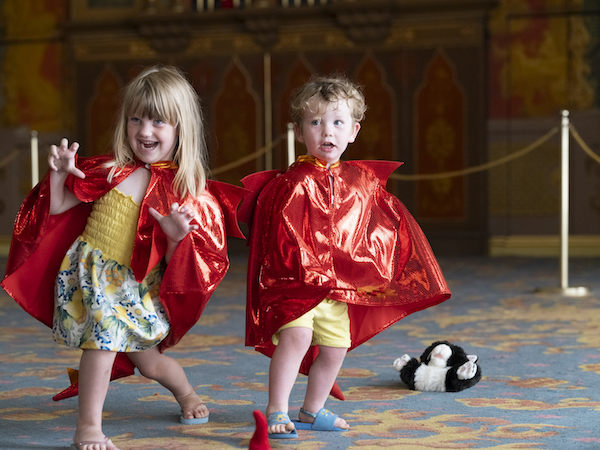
73;40;156;61
387;23;482;47
334;7;392;44
64;0;493;62
274;30;353;52
187;34;261;55
134;19;192;54
489;235;600;257
243;15;280;49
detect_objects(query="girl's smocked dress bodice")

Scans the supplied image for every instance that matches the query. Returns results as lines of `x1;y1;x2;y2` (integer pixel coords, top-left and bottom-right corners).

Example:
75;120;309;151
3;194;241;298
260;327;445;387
52;188;170;352
81;188;138;267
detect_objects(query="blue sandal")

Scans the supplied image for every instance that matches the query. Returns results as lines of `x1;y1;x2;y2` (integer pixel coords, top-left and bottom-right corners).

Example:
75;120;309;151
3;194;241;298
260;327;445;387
180;414;209;425
266;411;298;439
294;407;347;431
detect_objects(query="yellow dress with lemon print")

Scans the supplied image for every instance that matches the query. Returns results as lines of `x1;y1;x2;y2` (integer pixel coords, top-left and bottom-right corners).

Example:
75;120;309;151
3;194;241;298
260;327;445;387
52;188;170;352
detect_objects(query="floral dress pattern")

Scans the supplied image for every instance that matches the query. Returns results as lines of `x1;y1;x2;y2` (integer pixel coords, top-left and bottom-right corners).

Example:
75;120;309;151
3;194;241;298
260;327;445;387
52;188;170;352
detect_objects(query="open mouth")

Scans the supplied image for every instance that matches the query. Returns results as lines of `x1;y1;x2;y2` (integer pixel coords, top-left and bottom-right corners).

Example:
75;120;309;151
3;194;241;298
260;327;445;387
140;141;158;150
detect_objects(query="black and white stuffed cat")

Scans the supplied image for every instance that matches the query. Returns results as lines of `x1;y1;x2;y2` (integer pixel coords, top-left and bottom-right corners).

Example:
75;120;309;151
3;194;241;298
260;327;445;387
393;341;481;392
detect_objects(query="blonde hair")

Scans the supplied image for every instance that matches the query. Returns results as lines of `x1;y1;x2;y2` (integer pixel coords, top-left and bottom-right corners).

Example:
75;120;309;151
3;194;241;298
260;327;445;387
290;74;367;126
111;65;208;198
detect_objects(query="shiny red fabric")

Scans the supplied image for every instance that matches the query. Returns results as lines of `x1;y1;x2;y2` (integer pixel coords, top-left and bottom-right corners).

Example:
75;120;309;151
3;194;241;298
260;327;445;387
243;157;451;394
1;154;247;400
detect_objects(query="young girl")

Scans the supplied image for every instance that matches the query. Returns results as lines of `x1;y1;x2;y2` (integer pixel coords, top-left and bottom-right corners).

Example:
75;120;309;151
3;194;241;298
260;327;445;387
242;75;451;438
2;66;245;450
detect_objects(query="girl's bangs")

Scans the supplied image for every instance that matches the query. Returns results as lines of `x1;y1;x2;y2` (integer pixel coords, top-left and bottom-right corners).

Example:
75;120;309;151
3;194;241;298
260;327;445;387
127;86;176;124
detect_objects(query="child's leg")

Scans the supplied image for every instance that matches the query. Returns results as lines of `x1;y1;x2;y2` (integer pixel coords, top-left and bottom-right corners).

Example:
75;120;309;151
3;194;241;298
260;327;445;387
300;345;349;429
75;349;119;450
267;326;313;434
127;347;208;420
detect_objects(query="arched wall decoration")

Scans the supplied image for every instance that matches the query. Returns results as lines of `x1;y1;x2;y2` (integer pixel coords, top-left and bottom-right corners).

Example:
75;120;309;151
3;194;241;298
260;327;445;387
50;0;495;254
213;59;260;185
351;55;394;162
87;65;122;157
415;49;466;220
321;55;351;80
278;57;314;168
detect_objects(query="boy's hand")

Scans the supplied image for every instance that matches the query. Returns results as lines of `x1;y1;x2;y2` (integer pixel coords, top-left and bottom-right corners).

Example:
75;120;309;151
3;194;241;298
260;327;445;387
48;138;85;179
149;203;199;244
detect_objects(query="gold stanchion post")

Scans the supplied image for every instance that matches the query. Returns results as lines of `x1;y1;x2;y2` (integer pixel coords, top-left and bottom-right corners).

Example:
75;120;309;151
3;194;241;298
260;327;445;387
264;52;272;171
31;130;39;188
536;110;589;297
287;123;295;167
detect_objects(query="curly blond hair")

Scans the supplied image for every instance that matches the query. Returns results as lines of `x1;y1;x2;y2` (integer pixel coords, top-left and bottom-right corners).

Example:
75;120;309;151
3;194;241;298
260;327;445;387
290;74;367;127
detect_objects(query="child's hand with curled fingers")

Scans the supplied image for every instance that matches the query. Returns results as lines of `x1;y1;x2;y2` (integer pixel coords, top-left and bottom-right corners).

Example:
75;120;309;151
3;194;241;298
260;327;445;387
48;138;85;179
149;202;199;244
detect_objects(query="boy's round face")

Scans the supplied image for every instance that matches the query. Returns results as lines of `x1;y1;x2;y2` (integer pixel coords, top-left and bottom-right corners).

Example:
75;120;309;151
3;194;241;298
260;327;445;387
294;98;361;168
127;114;178;164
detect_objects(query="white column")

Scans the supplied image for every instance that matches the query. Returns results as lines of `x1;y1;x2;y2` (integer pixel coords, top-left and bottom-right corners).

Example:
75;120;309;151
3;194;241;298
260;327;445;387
536;110;589;296
560;109;569;290
287;122;295;166
31;130;39;188
264;52;272;170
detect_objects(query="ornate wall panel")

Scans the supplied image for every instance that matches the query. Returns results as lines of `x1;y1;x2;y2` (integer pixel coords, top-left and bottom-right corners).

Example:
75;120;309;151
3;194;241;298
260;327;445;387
276;57;313;166
415;51;466;221
213;61;261;186
87;66;122;156
63;0;495;254
352;56;394;162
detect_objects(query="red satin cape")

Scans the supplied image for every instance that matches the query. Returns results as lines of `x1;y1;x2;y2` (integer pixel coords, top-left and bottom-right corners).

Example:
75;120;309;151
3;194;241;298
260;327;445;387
1;154;247;400
242;158;451;400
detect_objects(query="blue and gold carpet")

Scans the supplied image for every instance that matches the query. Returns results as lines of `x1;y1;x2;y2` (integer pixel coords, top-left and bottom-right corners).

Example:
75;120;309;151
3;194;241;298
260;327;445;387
1;253;600;449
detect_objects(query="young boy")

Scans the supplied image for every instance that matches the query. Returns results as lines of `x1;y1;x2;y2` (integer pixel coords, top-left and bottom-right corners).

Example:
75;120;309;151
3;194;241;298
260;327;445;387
242;75;451;438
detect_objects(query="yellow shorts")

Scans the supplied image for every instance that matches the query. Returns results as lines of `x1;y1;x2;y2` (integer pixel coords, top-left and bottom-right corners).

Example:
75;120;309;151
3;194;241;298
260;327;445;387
272;299;351;348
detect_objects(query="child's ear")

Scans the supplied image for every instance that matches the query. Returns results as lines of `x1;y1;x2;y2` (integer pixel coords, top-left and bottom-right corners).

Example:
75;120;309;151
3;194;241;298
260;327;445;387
293;122;305;143
349;122;361;143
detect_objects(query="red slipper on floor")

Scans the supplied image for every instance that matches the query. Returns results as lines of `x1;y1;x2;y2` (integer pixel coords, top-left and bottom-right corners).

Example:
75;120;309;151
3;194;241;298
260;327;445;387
249;410;273;450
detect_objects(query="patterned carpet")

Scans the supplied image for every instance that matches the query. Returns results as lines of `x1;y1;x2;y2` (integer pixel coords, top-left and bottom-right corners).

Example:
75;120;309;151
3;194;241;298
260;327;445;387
1;251;600;449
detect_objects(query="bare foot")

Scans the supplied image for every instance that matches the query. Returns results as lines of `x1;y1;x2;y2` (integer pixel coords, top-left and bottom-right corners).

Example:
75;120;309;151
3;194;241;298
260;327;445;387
72;434;119;450
175;387;209;421
299;408;349;430
266;411;296;435
268;421;296;435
